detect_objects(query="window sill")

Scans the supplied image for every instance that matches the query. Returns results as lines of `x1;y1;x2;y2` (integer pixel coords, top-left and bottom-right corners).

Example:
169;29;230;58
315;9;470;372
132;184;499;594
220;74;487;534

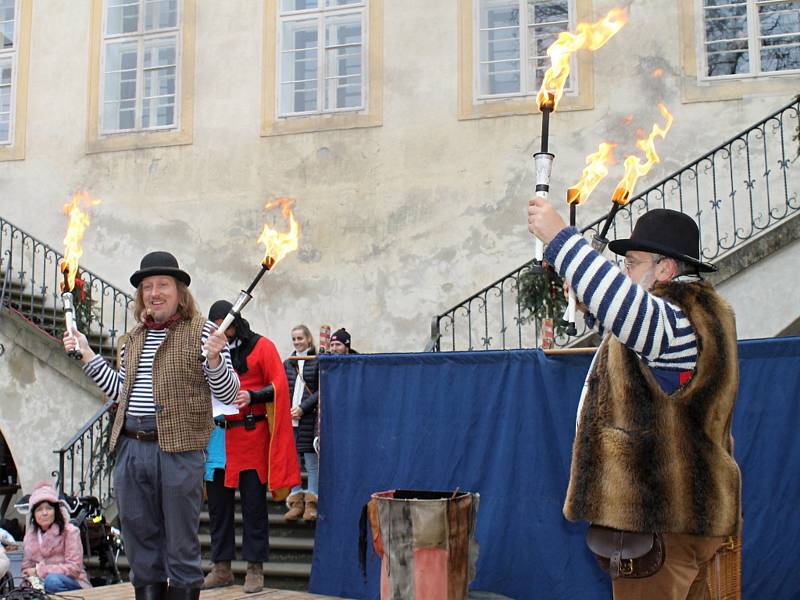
86;127;192;154
261;110;382;137
458;92;594;121
0;143;25;162
682;72;800;104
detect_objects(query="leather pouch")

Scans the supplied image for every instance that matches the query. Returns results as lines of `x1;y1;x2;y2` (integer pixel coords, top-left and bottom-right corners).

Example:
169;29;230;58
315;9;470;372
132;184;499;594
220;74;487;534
586;524;665;579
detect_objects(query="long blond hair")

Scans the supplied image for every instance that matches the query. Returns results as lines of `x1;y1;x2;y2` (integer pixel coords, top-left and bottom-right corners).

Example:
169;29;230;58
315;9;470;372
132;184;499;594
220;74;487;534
132;280;199;323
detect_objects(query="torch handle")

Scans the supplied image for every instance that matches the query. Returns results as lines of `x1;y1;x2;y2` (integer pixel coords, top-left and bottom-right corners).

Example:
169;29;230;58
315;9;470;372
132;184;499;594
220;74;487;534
245;264;270;295
200;312;237;361
598;202;622;240
61;292;83;361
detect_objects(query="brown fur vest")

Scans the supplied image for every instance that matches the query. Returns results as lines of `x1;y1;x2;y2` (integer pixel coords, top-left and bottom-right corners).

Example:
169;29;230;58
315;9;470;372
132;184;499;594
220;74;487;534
109;315;213;453
563;280;741;536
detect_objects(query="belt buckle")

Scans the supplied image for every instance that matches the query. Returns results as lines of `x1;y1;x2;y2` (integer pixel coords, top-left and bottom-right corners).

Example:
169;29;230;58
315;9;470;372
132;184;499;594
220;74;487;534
136;430;149;441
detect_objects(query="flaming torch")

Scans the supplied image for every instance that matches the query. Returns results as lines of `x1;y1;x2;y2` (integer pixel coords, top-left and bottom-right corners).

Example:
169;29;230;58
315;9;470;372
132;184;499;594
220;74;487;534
59;192;101;360
201;197;300;361
561;143;615;335
532;7;628;270
593;103;674;253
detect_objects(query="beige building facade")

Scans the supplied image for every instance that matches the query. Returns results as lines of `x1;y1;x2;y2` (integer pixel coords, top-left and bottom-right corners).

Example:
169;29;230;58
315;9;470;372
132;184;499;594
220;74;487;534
0;0;797;358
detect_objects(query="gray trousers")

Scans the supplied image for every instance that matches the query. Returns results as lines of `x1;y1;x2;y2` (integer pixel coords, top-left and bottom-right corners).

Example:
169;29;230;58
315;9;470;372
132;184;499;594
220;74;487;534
115;415;205;588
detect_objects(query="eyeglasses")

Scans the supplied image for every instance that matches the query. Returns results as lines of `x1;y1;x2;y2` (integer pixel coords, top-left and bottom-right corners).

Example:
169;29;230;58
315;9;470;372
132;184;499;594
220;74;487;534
623;254;664;271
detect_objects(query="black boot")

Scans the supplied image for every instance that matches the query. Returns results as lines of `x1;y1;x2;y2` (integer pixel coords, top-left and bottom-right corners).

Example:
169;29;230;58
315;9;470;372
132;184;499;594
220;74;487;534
134;582;168;600
166;586;201;600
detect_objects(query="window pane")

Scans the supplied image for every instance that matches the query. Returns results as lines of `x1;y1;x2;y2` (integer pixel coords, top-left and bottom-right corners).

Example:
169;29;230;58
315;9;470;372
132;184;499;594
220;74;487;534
325;0;363;6
103;41;138;131
0;114;9;143
0;62;10;85
106;0;140;35
144;0;178;30
142;94;174;127
281;0;319;11
103;99;136;131
142;38;176;127
758;0;800;71
479;0;521;95
143;37;176;69
528;0;568;26
281;80;317;113
527;1;570;91
0;0;13;49
324;14;361;110
481;59;521;94
703;1;750;75
280;19;318;113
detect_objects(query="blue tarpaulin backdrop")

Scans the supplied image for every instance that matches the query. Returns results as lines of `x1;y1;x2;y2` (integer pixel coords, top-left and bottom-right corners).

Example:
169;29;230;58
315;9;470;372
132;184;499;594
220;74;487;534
308;337;800;600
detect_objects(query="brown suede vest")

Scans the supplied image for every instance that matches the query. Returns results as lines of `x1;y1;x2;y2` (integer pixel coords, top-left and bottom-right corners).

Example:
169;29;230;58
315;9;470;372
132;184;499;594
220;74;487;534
108;315;214;453
563;280;741;536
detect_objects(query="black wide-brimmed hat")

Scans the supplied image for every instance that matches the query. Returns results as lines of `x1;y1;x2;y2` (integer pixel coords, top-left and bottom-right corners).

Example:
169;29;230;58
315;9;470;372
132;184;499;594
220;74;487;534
608;209;716;273
130;251;192;287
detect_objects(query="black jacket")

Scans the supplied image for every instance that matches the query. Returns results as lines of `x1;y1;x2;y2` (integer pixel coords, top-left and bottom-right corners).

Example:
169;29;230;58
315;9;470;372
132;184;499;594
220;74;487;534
284;350;319;453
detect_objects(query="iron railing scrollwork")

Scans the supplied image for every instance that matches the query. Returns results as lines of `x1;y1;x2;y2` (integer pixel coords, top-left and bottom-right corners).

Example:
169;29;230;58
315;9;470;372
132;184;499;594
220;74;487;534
0;217;133;360
430;95;800;352
53;400;116;507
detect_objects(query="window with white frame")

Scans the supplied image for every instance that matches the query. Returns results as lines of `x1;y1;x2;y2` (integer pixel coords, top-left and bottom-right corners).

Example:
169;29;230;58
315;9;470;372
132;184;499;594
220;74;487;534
278;0;366;117
476;0;572;99
0;0;17;144
101;0;180;133
701;0;800;78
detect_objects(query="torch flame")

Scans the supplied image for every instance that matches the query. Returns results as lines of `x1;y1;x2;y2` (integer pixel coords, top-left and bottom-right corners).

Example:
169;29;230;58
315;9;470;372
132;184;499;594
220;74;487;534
611;103;673;205
59;191;101;292
537;7;628;111
256;197;300;269
566;142;616;205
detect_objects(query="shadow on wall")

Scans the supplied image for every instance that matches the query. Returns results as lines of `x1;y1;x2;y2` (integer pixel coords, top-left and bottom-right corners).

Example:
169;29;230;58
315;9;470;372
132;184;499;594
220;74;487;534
0;430;22;541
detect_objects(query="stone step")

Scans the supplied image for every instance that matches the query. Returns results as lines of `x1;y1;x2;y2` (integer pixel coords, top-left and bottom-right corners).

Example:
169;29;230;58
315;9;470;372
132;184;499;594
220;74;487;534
199;511;316;539
85;556;313;591
198;533;314;564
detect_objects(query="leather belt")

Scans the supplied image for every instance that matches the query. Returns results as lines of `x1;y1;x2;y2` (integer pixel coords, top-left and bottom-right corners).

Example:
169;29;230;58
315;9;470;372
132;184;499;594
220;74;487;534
215;415;266;429
122;429;158;442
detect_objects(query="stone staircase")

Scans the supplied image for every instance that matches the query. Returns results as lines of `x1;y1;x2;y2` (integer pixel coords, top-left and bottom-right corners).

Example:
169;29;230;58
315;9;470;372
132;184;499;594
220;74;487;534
197;488;316;590
0;269;116;361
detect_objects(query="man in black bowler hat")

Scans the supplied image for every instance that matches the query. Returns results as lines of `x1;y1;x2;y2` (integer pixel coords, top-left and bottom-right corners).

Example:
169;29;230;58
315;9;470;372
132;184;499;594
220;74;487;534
62;251;240;600
528;199;740;600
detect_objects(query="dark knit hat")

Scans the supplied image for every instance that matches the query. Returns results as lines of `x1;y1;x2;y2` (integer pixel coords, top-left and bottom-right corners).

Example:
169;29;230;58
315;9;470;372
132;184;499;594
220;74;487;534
130;251;192;287
331;328;351;348
608;209;716;273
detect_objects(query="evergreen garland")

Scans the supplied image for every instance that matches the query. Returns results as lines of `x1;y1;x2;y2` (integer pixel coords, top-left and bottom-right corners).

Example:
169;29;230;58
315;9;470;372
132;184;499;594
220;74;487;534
517;264;568;334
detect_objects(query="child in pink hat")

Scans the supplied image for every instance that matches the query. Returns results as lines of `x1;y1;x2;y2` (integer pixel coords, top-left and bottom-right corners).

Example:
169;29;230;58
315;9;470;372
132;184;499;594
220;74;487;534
21;481;91;592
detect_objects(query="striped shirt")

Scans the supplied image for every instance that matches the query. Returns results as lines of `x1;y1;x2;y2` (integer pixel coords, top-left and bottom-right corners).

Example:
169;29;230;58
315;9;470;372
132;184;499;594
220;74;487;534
545;227;698;370
84;320;239;416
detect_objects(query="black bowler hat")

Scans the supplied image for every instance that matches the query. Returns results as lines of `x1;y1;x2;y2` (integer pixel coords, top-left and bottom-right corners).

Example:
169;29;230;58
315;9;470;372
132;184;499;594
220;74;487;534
608;209;716;273
129;251;192;287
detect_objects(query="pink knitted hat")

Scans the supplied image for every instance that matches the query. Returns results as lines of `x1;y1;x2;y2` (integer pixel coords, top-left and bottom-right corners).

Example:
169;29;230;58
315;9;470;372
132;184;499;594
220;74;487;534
28;481;59;508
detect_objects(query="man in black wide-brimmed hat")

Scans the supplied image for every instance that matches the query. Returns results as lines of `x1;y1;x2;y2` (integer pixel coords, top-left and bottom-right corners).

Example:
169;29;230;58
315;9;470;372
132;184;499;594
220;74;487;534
63;251;240;600
528;199;740;600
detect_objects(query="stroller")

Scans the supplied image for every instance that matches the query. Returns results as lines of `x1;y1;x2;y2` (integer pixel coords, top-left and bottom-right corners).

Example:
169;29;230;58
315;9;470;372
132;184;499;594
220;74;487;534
11;492;123;588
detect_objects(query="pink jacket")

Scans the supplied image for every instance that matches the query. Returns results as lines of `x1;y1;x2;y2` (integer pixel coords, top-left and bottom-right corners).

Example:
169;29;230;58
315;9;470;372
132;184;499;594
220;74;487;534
22;515;91;588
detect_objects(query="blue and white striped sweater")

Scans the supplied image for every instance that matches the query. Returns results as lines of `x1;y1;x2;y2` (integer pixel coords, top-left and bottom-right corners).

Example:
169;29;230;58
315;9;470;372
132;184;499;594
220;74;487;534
84;320;238;416
545;227;698;370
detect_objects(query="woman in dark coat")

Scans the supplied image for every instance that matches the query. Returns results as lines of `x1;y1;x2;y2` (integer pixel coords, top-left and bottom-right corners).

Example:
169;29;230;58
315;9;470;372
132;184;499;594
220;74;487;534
283;325;320;521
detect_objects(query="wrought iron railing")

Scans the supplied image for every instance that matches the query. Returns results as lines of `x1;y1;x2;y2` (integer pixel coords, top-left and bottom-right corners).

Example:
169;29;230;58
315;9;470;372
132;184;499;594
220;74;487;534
0;216;133;358
430;94;800;352
53;400;116;507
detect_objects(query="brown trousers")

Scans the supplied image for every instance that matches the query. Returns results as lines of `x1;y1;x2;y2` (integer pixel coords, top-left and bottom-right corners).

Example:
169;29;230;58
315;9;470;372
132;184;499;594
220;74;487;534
612;533;724;600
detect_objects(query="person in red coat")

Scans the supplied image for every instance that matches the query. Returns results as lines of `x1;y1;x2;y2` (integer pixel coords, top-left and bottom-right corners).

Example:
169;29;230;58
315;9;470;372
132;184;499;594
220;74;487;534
202;301;300;593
